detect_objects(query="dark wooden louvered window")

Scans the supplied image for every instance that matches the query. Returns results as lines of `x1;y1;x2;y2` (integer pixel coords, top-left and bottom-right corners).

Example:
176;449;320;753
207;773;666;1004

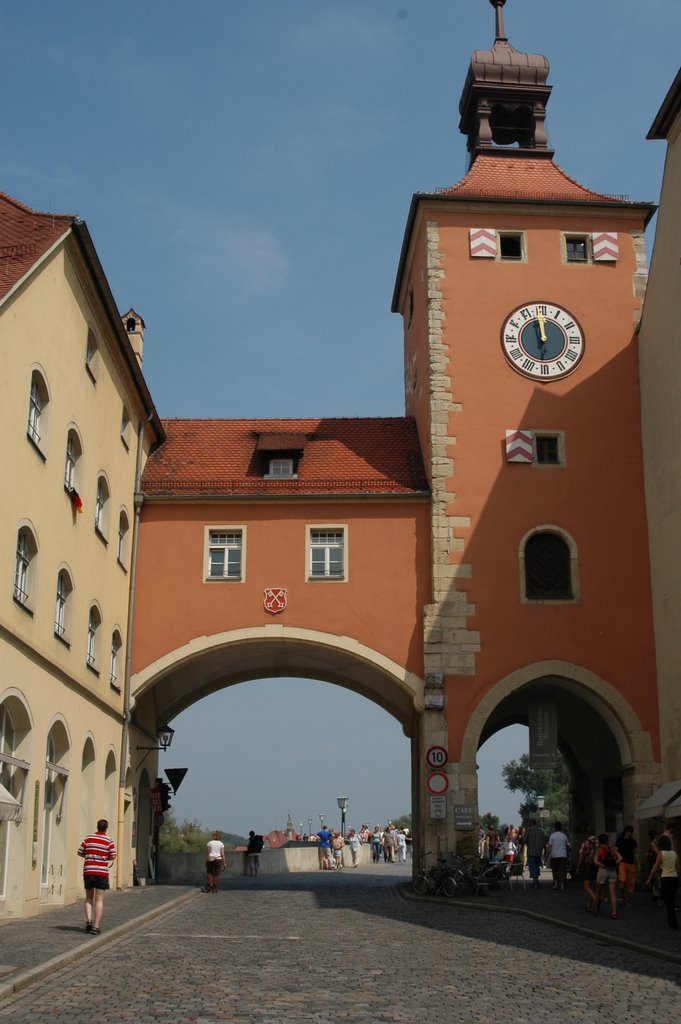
525;532;572;599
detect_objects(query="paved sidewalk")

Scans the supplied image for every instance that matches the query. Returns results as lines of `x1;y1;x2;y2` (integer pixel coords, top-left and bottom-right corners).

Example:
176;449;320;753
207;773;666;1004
0;865;679;1002
0;884;196;999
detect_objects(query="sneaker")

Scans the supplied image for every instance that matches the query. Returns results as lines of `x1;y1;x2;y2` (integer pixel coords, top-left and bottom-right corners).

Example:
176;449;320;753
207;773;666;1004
91;927;101;935
85;921;93;932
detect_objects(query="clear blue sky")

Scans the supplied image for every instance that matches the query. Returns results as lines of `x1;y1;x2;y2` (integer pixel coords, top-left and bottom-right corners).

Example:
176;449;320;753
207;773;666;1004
2;2;678;835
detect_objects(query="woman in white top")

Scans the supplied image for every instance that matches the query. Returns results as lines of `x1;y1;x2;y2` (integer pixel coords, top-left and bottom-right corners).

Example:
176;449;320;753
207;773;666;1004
204;831;227;893
647;834;680;930
545;821;571;890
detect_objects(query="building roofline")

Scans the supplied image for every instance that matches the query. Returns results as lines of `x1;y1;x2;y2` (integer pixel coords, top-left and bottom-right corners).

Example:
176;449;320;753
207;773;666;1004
391;189;657;311
647;67;681;140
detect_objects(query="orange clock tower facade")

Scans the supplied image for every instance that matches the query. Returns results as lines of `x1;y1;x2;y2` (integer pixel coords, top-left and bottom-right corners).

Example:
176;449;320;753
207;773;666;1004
393;0;659;852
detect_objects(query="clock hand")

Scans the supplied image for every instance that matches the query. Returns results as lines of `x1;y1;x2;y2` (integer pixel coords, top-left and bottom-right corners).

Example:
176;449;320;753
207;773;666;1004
535;306;547;343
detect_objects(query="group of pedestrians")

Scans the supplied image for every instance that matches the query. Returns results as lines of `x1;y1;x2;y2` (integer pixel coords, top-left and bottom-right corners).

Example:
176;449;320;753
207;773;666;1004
311;821;410;869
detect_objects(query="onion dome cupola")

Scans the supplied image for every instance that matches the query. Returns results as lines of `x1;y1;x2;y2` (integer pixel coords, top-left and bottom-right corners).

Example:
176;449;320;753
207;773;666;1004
459;0;554;165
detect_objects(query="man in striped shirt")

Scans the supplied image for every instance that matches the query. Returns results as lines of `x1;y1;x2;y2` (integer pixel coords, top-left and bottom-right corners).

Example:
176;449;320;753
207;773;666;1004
78;819;116;934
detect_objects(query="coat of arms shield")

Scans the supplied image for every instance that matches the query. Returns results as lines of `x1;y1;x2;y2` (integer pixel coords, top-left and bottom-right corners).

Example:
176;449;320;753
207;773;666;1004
263;587;288;614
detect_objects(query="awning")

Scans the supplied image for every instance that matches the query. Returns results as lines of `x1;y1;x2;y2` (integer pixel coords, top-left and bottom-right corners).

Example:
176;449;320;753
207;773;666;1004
636;779;681;819
0;782;22;823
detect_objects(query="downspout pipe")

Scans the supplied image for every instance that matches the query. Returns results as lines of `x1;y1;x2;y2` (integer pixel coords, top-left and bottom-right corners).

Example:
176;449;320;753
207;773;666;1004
116;411;154;887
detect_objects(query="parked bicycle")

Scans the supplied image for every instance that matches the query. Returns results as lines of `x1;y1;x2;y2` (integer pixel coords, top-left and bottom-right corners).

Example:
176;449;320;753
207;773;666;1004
449;855;510;897
412;854;458;897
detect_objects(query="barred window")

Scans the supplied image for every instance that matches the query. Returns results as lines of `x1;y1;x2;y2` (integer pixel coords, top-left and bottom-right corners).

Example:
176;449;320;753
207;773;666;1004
524;532;573;600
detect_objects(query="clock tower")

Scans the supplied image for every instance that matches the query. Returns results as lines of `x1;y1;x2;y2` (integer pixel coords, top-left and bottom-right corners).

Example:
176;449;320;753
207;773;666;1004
394;0;659;853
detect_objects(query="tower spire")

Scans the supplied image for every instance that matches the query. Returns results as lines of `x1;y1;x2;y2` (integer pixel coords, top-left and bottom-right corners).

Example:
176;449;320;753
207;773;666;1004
490;0;507;42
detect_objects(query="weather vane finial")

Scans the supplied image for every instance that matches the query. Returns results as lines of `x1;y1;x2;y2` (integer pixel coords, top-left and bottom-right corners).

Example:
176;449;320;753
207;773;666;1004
489;0;508;41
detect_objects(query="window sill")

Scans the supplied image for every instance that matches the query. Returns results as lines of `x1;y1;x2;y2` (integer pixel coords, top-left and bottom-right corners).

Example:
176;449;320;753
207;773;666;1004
12;595;34;617
307;575;346;582
204;576;243;583
110;681;121;693
85;362;97;385
26;432;47;462
86;663;100;677
117;558;128;574
54;631;71;649
95;525;108;546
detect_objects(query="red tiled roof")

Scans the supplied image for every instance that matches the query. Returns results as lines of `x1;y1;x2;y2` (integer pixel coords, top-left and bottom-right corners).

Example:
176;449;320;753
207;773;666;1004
0;190;75;301
142;417;428;497
435;155;629;203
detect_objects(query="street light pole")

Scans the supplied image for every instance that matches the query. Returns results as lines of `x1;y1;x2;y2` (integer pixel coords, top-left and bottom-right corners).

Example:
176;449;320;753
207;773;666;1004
337;796;349;836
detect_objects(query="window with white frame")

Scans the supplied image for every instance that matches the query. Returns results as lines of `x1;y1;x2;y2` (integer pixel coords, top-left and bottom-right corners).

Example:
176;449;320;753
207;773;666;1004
27;370;49;453
64;429;83;493
86;605;102;671
54;569;73;643
94;475;110;539
109;630;122;689
266;457;296;478
117;510;130;568
206;529;243;580
308;527;346;580
13;527;37;609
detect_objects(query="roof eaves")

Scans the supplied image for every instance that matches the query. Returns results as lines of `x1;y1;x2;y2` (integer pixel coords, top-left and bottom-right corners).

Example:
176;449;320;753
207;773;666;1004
70;220;165;445
648;67;681;140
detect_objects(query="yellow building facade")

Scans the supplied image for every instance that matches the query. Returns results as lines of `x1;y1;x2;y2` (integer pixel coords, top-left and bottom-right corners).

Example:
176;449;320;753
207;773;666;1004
0;193;162;917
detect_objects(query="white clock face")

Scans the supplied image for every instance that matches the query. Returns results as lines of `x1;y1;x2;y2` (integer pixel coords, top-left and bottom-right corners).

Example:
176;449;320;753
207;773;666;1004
501;302;585;381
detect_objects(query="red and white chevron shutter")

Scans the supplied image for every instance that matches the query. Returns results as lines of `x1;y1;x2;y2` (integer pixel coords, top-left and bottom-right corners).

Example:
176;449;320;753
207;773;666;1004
469;227;497;258
505;429;533;463
592;232;619;261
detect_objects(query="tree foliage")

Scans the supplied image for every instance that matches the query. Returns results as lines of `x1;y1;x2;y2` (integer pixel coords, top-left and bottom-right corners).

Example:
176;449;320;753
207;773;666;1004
159;812;246;852
501;753;570;825
480;811;500;831
390;813;412;831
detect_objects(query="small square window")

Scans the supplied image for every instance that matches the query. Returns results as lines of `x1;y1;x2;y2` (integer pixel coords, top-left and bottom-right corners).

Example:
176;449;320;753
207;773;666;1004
566;236;589;262
267;458;296;478
499;233;524;260
534;433;564;465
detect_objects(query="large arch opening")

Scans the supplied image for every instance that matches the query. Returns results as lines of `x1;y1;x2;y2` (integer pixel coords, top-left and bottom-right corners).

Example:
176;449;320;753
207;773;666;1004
131;629;423;872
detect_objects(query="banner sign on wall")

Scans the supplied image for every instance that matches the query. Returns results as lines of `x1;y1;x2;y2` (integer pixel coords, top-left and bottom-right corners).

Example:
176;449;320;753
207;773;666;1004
528;699;558;769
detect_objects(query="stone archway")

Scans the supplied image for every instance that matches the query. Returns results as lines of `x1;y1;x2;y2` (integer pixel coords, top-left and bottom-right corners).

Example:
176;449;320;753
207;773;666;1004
449;661;658;848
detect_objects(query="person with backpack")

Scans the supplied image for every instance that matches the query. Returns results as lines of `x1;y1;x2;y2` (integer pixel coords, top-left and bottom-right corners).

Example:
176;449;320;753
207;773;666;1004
576;830;599;912
594;832;622;918
246;830;264;876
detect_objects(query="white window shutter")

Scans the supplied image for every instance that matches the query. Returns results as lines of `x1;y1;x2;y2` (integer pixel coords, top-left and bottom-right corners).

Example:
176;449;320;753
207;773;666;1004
469;228;497;258
505;429;533;463
592;232;619;261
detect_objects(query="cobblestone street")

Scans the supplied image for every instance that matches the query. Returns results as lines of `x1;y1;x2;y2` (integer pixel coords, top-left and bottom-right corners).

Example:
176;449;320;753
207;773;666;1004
1;866;681;1023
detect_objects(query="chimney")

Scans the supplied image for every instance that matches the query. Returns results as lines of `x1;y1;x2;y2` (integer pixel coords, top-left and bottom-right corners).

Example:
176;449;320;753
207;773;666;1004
122;308;145;366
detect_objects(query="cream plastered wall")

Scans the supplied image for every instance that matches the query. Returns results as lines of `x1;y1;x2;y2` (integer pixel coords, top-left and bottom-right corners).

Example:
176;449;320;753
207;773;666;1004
639;105;681;783
0;236;150;915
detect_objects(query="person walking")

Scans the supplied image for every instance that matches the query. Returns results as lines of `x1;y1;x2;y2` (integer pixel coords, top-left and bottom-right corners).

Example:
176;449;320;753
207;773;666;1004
647;835;680;929
524;818;546;888
594;832;622;918
316;824;334;869
615;825;639;907
546;821;571;890
246;830;264;876
347;828;362;867
204;830;227;892
576;830;599;912
371;827;382;863
332;831;345;869
77;818;116;935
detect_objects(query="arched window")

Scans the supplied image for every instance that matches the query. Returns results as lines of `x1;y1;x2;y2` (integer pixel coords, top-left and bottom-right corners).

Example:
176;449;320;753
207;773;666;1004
27;369;50;453
13;526;38;610
64;428;83;495
86;604;102;672
524;531;574;600
109;630;122;689
117;510;130;568
54;568;74;644
94;475;110;540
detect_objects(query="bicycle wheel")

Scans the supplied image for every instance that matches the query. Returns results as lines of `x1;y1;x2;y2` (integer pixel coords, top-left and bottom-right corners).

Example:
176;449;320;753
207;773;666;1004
441;875;458;898
413;873;429;896
479;866;509;896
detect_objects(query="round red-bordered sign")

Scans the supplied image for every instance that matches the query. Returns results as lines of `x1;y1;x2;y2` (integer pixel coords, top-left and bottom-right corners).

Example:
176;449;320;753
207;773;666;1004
426;771;449;795
426;745;448;769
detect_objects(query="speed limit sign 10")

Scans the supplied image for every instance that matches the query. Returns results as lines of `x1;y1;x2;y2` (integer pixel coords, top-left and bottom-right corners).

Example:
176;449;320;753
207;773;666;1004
426;745;448;769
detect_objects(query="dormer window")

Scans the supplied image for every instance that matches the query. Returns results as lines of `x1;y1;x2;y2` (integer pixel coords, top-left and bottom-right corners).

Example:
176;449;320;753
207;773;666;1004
266;457;296;479
255;431;307;479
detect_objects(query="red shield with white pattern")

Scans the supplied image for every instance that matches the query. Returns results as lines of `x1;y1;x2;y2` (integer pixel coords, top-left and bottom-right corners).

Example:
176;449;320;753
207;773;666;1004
264;587;288;614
